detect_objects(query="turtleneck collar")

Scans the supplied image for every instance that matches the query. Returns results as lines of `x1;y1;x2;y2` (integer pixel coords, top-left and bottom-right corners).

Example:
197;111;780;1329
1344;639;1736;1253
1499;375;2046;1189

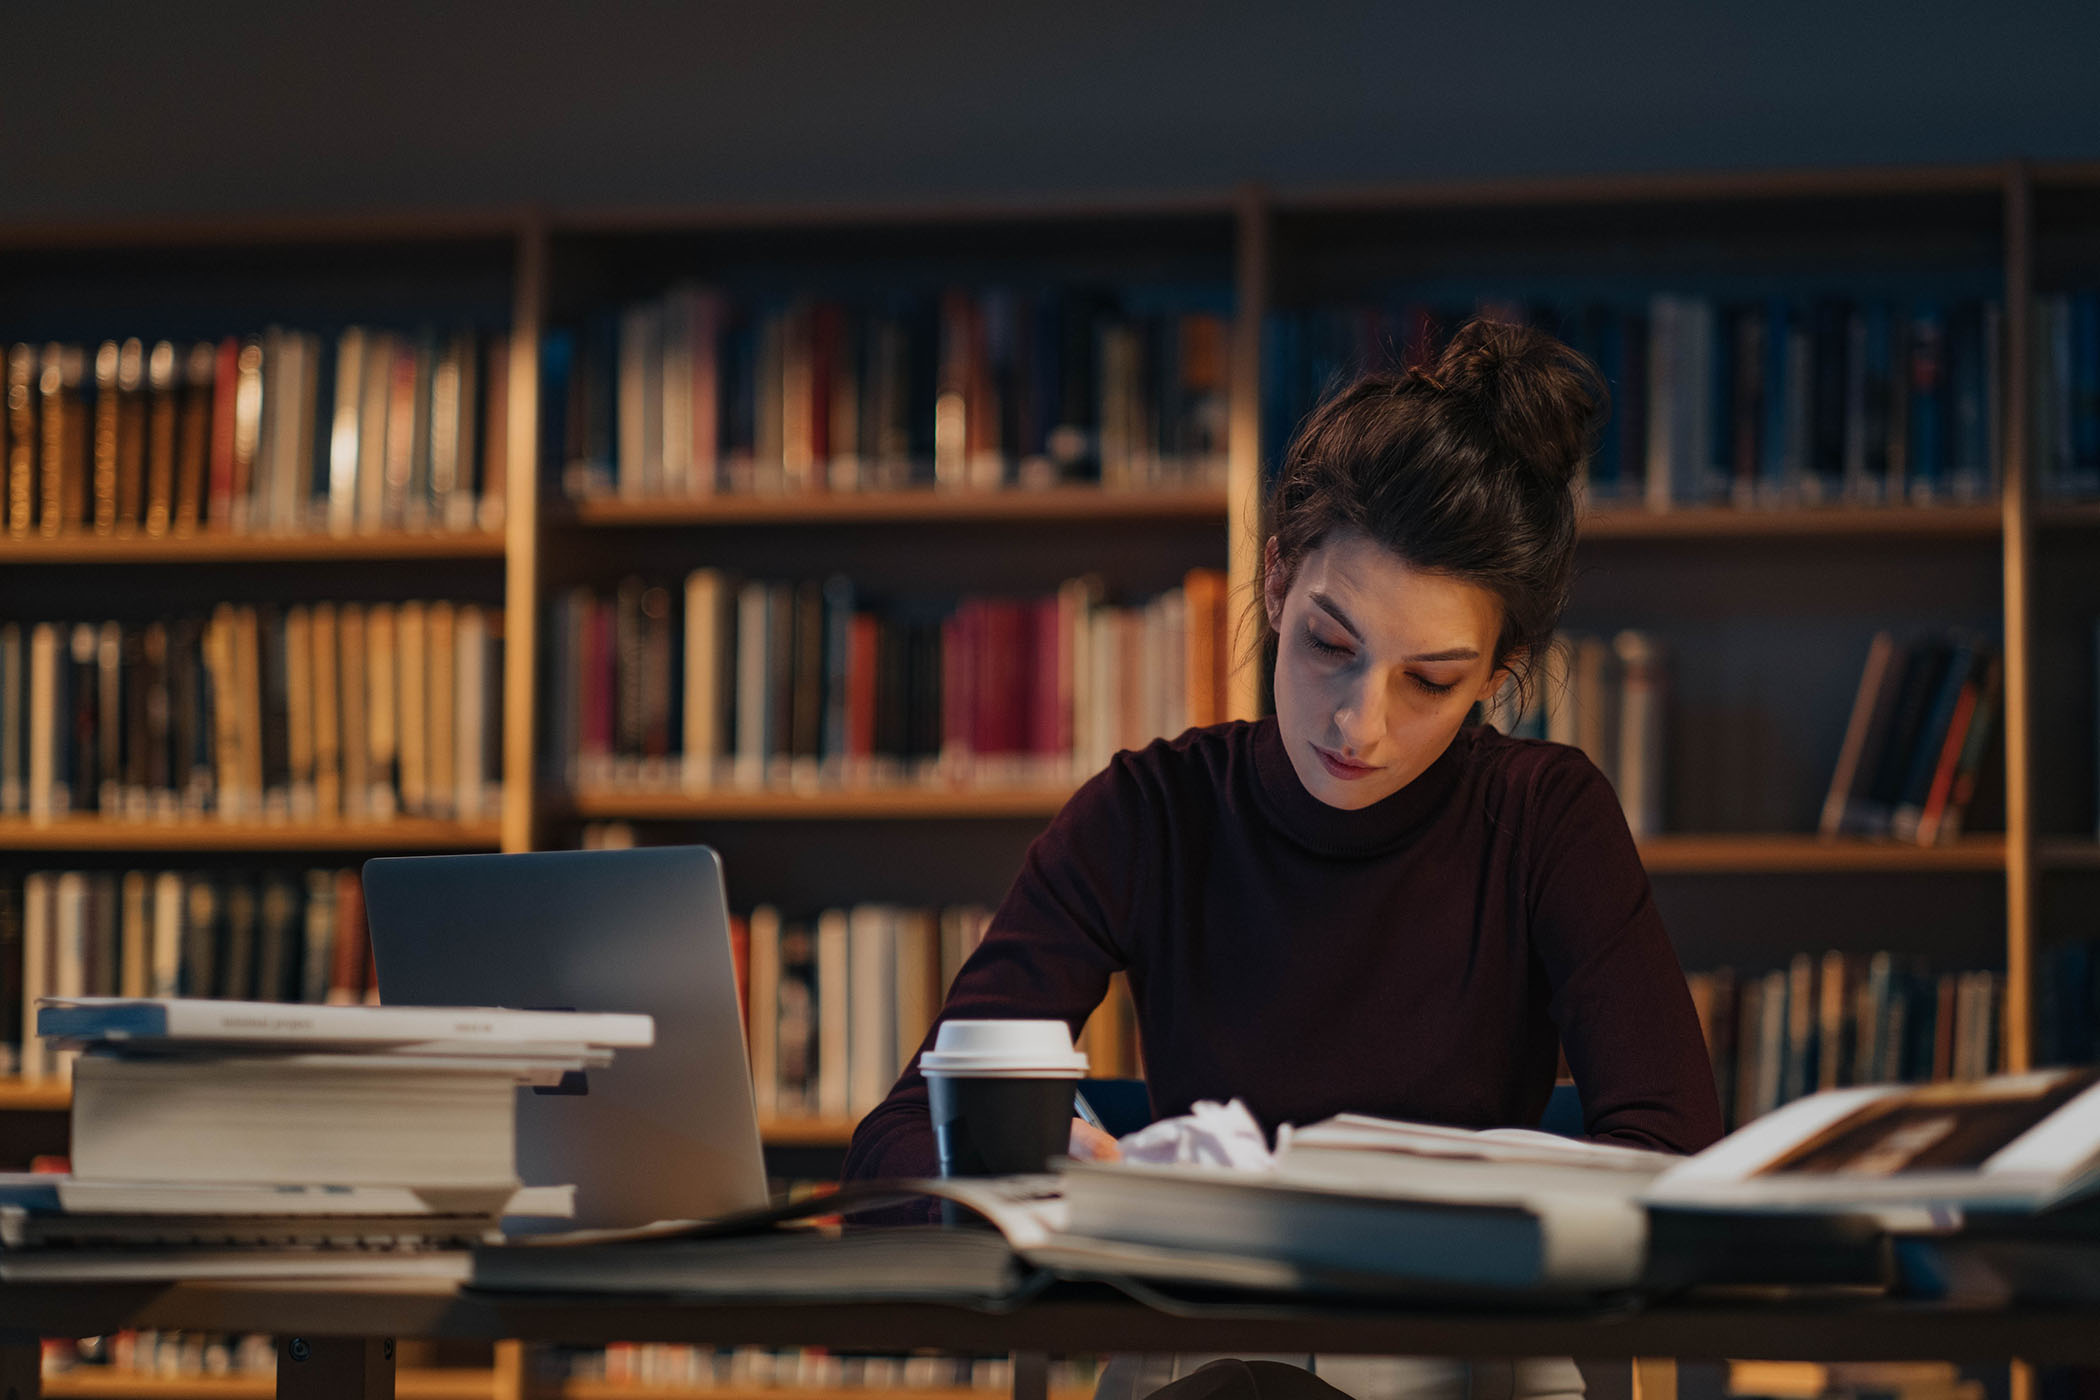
1248;714;1472;858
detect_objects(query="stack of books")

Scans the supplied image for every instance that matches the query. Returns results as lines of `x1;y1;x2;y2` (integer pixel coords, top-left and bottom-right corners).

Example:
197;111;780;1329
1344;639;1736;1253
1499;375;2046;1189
0;601;504;824
549;568;1231;794
2;328;510;540
548;286;1230;499
1263;295;2004;510
0;996;650;1281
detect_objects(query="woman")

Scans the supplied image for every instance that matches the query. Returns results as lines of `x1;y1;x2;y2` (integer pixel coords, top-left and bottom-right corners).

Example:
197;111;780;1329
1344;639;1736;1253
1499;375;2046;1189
843;317;1724;1400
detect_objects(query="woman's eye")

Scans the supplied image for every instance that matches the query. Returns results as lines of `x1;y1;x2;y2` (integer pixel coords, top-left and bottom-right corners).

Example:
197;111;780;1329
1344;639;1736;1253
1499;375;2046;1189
1305;632;1353;659
1411;675;1458;696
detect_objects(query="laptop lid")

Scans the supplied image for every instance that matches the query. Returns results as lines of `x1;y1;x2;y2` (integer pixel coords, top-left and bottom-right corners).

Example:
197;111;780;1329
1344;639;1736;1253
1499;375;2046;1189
363;845;770;1229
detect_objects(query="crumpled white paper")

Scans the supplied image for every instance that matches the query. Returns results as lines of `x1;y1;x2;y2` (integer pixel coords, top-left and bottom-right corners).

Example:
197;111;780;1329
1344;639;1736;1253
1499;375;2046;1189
1114;1097;1275;1170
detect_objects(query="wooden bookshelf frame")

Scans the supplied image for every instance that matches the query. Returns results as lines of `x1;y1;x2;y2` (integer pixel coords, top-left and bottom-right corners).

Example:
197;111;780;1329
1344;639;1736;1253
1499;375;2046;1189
2;158;2090;1159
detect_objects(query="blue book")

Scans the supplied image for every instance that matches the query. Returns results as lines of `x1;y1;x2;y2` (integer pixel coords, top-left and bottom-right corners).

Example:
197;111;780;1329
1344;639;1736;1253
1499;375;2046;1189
1760;298;1794;503
2073;291;2100;494
1907;304;1948;503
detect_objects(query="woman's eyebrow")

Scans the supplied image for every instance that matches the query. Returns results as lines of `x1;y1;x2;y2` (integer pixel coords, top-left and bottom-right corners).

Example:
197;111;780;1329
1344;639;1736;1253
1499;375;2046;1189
1308;591;1364;641
1309;591;1478;662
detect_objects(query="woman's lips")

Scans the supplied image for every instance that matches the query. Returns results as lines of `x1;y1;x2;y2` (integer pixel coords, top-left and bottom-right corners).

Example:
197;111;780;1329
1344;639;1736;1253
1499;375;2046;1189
1313;745;1378;781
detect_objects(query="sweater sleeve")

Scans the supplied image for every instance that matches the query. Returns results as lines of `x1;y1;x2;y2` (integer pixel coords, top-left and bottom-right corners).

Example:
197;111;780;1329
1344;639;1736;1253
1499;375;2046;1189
1523;750;1725;1154
840;755;1146;1188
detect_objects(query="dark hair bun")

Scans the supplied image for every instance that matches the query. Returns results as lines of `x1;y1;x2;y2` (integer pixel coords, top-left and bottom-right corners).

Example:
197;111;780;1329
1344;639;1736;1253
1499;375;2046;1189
1414;318;1607;493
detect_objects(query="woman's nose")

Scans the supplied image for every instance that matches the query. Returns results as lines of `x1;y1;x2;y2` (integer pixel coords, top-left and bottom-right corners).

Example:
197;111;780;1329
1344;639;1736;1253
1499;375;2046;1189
1334;677;1389;753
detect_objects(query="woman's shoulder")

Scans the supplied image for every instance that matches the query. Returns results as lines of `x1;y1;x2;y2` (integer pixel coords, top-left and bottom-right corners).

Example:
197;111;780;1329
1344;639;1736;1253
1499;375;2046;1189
1461;724;1620;824
1069;720;1256;814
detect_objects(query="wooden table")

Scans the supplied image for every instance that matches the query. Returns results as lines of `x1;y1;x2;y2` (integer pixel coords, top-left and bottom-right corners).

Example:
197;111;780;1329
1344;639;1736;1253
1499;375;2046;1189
5;1278;2100;1400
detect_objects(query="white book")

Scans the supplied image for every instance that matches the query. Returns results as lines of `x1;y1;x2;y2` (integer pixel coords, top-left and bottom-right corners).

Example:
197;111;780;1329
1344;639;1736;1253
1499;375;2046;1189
35;995;653;1049
0;622;20;813
54;1177;572;1220
618;304;655;499
53;872;88;1084
1613;630;1665;839
660;292;693;496
356;332;392;531
846;903;898;1120
149;872;183;999
329;327;366;534
20;874;52;1082
814;908;850;1121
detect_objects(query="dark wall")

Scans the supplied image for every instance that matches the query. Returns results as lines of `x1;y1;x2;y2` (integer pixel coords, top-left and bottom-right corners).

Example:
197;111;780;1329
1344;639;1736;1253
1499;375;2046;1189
5;1;2097;222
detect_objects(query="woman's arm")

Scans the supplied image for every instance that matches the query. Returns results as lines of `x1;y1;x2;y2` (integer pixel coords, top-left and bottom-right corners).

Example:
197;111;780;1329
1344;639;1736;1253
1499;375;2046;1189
841;756;1150;1184
1523;751;1726;1155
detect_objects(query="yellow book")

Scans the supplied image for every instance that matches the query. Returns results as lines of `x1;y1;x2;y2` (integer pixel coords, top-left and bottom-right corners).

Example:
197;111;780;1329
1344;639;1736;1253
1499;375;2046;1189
310;603;341;821
395;600;427;818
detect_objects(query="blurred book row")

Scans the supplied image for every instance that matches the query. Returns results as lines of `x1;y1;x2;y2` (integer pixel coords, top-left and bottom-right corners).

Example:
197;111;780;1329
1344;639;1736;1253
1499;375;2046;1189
3;330;510;540
3;868;375;1082
1818;630;2002;846
547;287;1230;499
549;570;1233;794
40;1331;280;1381
548;1343;1097;1394
739;900;1138;1124
1688;953;2004;1133
1479;630;1667;838
0;603;504;823
1265;296;2009;508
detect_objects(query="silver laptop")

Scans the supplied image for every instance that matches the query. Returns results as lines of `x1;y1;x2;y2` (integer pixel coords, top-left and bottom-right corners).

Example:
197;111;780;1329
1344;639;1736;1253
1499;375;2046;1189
363;845;770;1230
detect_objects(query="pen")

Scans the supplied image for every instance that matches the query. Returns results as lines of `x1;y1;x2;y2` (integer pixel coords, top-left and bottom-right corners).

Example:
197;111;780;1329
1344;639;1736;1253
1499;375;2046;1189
1073;1090;1104;1130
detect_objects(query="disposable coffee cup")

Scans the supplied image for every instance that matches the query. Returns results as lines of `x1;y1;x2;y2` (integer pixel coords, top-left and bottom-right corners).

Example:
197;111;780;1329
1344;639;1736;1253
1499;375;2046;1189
923;1020;1089;1206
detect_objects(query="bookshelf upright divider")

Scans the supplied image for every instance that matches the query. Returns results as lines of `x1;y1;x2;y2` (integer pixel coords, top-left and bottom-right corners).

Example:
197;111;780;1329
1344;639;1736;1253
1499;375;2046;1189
503;213;549;856
2000;161;2036;1073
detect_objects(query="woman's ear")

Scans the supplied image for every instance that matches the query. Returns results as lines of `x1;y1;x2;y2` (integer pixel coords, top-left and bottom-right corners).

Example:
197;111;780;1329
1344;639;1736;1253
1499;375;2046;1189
1262;538;1286;631
1475;659;1517;706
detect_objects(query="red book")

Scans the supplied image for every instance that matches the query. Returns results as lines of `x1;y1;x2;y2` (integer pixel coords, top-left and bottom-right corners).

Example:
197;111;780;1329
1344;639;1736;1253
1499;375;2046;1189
1913;673;1979;847
328;868;369;1005
845;612;879;761
208;336;240;527
977;600;1020;760
1032;597;1062;763
727;911;750;1037
809;303;840;466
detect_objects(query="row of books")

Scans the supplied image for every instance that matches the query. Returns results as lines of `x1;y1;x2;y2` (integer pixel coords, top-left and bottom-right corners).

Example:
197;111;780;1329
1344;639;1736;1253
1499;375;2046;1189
45;1331;280;1379
549;569;1233;793
548;1345;1097;1394
2;868;376;1081
546;286;1230;499
3;329;509;540
1480;630;1667;838
740;900;1140;1124
1263;296;2004;509
1818;630;2000;845
2034;291;2100;499
0;603;503;823
1687;952;2003;1132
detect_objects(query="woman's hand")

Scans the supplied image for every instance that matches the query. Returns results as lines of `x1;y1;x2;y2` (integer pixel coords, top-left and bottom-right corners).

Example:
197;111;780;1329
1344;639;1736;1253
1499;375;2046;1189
1069;1117;1123;1162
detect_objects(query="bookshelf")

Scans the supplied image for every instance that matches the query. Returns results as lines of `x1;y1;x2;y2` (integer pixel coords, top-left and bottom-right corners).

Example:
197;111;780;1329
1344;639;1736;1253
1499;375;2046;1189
5;165;2100;1398
40;1373;1092;1400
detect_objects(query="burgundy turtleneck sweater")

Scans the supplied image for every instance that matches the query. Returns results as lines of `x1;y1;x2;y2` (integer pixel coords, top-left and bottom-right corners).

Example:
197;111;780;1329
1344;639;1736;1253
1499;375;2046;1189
843;717;1724;1185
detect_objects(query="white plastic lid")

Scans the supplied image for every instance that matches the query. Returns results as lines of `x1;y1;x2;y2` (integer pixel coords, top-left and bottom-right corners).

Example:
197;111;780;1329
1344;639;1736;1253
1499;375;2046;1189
919;1019;1089;1078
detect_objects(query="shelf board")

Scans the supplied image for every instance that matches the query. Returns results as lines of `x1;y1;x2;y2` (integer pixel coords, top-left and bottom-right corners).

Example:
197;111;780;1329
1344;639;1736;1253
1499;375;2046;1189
0;1077;69;1111
755;1116;860;1147
561;487;1228;527
43;1369;491;1400
565;787;1073;822
2036;502;2100;530
1579;504;2003;541
0;531;507;564
1636;834;2007;874
2039;838;2100;870
0;816;503;852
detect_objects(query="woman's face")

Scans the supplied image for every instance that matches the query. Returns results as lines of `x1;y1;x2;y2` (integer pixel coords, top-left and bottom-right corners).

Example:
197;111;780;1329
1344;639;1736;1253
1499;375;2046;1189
1264;531;1509;811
